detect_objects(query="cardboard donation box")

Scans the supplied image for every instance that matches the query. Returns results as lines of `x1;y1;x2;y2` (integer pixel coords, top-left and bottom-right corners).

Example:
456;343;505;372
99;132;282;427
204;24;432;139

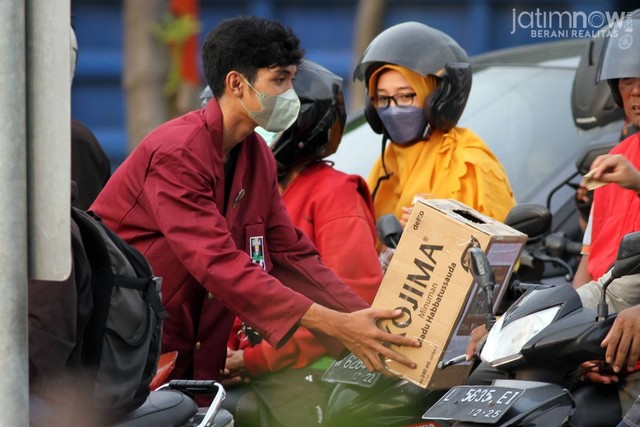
372;199;526;389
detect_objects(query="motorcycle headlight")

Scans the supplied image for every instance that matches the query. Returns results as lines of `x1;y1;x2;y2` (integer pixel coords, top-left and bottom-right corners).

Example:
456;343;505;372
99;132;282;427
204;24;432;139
480;306;561;366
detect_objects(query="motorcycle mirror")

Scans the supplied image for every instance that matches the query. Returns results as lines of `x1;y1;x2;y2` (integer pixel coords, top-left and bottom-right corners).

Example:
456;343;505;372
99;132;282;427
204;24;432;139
504;203;551;243
610;231;640;280
376;214;403;249
468;247;497;330
598;231;640;320
468;247;495;290
575;140;617;176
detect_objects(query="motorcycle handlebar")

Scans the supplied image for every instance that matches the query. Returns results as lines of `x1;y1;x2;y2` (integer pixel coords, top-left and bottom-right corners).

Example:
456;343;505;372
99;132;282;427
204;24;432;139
510;281;555;296
167;379;220;394
543;233;582;257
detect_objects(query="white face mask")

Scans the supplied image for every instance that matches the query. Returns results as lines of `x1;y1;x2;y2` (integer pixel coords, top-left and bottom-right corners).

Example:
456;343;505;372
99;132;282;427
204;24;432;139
239;75;301;132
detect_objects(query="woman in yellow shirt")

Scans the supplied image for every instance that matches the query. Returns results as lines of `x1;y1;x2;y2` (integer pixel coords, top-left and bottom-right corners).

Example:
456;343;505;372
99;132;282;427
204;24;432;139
354;22;516;232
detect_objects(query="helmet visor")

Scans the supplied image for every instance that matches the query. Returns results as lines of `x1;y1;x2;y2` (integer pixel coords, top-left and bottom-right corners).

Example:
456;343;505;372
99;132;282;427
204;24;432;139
596;14;640;82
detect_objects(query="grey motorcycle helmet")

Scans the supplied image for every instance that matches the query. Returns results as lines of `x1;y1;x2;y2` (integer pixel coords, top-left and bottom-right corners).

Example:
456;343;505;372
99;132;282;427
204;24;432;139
595;9;640;108
354;21;472;138
571;31;624;129
270;59;346;177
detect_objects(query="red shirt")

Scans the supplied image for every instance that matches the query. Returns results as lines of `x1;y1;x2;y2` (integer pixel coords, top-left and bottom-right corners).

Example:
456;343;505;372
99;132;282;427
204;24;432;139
90;100;368;381
229;162;383;375
590;134;640;279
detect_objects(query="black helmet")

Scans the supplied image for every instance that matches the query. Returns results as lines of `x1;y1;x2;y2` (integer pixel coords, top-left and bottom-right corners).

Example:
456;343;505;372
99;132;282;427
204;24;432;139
270;59;346;176
354;21;472;138
596;9;640;108
571;32;624;129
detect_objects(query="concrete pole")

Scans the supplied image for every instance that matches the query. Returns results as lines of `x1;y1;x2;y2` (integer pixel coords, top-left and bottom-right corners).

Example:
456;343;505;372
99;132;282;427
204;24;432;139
26;0;71;281
0;0;71;422
0;1;29;424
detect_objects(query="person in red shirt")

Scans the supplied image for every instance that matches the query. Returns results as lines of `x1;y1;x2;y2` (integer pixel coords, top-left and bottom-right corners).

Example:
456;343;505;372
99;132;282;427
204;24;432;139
90;16;418;391
548;10;640;421
219;59;383;426
573;10;640;287
582;155;640;427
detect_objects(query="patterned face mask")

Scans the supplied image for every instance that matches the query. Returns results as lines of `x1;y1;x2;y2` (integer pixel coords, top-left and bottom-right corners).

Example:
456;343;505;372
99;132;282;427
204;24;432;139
239;75;301;133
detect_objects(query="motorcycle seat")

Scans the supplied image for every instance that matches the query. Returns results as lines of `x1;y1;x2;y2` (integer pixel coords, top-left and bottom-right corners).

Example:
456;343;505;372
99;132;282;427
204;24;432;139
113;390;198;426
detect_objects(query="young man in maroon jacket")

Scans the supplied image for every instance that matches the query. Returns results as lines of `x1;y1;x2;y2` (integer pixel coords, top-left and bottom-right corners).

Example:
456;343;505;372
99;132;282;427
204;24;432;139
91;16;419;385
220;59;385;426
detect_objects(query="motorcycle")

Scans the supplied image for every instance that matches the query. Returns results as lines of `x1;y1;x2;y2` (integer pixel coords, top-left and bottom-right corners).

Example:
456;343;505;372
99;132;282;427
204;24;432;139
113;380;233;427
422;230;640;426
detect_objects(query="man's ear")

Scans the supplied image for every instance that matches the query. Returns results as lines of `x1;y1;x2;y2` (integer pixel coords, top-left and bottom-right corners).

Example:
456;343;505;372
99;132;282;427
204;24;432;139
226;71;244;96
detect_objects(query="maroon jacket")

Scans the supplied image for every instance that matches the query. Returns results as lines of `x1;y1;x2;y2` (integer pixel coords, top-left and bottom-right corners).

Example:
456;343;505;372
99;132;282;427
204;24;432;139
90;99;368;381
228;162;382;375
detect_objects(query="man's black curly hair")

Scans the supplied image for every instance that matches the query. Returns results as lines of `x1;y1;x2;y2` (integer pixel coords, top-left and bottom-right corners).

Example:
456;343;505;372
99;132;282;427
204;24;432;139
202;16;304;98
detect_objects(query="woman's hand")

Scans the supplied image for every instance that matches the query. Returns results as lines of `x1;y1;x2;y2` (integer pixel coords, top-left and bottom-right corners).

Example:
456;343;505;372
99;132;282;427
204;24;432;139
400;206;413;228
465;324;488;361
220;348;250;386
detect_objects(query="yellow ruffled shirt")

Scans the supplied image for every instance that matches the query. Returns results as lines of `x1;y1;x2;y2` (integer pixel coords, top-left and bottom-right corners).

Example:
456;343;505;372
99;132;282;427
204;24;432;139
367;126;516;224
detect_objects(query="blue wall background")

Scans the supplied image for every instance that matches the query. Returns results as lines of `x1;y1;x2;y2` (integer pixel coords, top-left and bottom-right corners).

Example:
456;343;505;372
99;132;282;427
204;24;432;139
71;0;620;167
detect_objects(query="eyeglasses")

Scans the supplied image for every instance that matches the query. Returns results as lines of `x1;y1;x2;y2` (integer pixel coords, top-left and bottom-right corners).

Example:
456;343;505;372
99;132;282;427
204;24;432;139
370;93;417;109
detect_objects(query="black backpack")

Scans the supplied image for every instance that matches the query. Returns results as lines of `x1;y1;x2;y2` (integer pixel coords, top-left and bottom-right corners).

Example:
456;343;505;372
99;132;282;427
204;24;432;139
71;207;168;417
